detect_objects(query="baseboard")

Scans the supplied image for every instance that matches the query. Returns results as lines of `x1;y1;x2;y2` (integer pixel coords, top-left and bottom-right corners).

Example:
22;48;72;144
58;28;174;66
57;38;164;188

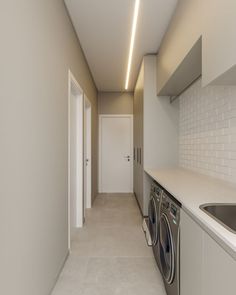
133;192;148;218
48;250;69;295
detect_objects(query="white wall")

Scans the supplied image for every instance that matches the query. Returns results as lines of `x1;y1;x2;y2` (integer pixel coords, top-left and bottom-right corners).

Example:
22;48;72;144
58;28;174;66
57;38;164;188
0;1;97;295
179;78;236;184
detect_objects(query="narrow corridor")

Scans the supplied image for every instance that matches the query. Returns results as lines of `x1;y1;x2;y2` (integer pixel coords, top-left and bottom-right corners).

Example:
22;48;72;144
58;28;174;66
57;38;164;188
52;194;166;295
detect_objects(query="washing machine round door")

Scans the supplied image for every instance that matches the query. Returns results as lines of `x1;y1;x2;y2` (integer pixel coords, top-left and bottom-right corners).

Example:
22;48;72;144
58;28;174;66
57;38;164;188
159;213;175;284
148;196;158;245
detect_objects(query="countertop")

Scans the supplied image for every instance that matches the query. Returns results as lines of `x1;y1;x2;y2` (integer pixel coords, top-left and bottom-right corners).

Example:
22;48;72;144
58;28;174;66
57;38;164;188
145;167;236;260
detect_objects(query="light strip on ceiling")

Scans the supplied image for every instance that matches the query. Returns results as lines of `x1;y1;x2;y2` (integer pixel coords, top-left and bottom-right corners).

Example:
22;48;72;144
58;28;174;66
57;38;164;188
125;0;140;90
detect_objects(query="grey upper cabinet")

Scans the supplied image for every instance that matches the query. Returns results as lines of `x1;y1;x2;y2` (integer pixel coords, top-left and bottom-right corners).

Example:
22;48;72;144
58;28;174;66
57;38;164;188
157;37;202;96
156;0;236;96
134;55;179;215
156;0;202;96
202;0;236;86
180;211;203;295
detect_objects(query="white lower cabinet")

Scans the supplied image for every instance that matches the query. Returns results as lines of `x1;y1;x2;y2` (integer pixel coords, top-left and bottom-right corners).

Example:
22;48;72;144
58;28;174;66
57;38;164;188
180;210;203;295
180;210;236;295
202;232;236;295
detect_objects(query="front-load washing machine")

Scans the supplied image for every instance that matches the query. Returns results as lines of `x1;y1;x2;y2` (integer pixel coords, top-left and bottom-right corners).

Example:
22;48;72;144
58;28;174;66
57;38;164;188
148;181;163;270
159;190;181;295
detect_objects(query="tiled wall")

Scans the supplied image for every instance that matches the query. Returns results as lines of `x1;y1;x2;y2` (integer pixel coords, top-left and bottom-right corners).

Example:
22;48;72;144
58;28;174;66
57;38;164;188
179;78;236;184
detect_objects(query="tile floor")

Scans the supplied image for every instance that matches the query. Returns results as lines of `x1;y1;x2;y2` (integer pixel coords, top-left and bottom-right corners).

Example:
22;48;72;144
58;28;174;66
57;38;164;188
52;194;166;295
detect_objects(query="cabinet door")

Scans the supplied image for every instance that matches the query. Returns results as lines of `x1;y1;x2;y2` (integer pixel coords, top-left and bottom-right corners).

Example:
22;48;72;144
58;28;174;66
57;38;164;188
133;61;144;212
156;0;202;95
202;0;236;86
133;91;138;196
202;233;236;295
133;148;137;196
180;210;203;295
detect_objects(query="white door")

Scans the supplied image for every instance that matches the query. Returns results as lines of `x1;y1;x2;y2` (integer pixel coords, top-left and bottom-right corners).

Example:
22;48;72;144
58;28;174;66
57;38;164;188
99;115;133;193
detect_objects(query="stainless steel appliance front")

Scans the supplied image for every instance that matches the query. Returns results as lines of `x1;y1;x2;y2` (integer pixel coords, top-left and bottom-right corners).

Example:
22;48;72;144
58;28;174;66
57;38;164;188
159;191;181;295
148;181;162;270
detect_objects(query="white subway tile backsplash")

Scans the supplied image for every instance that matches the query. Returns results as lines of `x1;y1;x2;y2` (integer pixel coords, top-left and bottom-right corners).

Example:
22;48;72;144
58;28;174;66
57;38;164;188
179;78;236;184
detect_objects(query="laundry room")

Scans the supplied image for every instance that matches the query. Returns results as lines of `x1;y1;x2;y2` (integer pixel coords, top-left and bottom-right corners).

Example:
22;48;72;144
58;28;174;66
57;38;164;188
1;1;236;295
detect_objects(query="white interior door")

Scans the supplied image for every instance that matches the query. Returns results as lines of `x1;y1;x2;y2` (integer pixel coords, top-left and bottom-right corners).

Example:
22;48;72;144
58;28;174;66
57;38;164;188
99;115;133;193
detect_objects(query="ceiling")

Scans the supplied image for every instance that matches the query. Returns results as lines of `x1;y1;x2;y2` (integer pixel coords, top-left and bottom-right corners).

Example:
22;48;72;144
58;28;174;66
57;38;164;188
65;0;178;92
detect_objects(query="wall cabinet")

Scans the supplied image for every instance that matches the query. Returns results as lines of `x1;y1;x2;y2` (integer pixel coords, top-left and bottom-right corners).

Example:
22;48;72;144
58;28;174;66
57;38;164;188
133;55;178;215
202;0;236;86
156;0;236;96
156;0;202;96
180;210;236;295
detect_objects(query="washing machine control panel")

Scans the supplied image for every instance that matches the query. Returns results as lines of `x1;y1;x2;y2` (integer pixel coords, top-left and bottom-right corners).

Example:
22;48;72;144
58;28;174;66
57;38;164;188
150;182;163;201
161;192;180;223
170;204;177;217
161;193;169;209
162;200;169;209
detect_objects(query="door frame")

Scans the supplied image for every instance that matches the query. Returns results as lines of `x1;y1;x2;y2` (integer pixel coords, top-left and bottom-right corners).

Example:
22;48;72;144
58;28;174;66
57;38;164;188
68;70;84;250
98;114;133;193
84;95;92;209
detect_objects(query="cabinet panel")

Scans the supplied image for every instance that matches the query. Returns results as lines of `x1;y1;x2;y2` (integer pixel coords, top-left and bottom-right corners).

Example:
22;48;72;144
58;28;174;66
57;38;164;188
157;0;236;94
134;56;178;215
202;233;236;295
181;211;236;295
133;61;144;213
180;210;203;295
156;0;202;95
157;38;202;96
202;0;236;86
144;55;179;168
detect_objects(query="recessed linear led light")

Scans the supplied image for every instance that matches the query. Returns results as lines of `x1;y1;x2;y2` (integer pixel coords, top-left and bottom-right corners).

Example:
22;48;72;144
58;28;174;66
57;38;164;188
125;0;140;90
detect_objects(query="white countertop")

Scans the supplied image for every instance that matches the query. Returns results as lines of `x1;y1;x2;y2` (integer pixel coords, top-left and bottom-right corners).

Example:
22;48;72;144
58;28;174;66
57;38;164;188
145;167;236;260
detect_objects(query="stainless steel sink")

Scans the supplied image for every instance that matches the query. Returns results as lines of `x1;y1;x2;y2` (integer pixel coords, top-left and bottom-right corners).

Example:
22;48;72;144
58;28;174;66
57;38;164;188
200;203;236;233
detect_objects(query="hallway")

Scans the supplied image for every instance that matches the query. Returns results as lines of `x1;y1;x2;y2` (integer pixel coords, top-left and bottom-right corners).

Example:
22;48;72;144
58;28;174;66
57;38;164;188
52;194;166;295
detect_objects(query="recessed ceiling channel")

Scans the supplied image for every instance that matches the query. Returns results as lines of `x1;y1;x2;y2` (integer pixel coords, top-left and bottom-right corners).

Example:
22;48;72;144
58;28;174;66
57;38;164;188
125;0;140;90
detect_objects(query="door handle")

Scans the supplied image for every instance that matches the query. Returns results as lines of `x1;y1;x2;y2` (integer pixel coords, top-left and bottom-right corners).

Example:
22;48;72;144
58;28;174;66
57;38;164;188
124;155;131;162
137;148;141;165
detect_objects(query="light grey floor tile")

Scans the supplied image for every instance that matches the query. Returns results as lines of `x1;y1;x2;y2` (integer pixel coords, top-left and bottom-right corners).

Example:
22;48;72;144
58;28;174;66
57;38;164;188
114;257;164;285
114;281;166;295
51;194;166;295
84;257;118;284
82;283;118;295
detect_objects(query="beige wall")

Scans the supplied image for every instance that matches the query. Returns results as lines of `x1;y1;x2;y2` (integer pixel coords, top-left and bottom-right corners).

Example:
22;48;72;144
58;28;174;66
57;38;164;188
98;92;134;114
0;1;97;295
